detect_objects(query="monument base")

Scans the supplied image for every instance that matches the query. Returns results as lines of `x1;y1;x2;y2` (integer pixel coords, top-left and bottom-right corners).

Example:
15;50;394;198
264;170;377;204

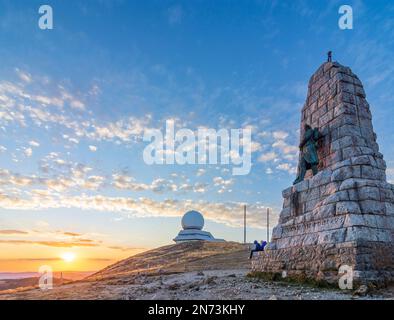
252;241;394;287
252;166;394;287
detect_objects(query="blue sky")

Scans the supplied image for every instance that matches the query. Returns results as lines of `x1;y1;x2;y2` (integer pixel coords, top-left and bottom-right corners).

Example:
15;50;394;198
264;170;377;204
1;0;394;270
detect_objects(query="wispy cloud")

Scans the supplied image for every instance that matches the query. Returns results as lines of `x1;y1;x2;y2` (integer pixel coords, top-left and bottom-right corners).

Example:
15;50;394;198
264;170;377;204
0;230;29;235
0;239;99;248
0;192;277;229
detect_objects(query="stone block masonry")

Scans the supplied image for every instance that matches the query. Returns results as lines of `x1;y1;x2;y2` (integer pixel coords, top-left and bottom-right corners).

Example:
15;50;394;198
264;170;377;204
252;61;394;287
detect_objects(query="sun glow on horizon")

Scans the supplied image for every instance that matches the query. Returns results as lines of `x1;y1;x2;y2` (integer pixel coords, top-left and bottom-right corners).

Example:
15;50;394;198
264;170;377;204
61;252;76;263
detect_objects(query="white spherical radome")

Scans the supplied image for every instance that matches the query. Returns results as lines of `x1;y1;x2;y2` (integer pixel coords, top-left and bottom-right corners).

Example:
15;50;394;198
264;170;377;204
181;210;204;230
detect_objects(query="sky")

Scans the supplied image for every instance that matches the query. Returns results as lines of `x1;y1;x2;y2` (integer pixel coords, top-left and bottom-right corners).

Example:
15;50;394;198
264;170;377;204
1;0;394;272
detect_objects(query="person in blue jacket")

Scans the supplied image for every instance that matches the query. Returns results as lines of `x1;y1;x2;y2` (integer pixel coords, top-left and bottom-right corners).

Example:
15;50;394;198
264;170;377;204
249;240;267;259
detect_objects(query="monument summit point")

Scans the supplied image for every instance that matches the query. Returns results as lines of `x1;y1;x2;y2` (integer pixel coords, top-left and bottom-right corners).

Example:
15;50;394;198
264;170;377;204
252;57;394;287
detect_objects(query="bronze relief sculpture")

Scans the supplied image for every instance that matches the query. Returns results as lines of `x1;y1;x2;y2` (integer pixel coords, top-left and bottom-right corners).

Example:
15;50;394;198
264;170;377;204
293;124;320;185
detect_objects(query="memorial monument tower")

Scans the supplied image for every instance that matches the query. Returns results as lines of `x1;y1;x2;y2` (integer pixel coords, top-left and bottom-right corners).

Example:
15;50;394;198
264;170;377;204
252;57;394;287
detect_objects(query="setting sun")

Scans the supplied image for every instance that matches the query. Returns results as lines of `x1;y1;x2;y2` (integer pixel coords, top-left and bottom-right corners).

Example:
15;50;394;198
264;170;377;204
61;252;76;263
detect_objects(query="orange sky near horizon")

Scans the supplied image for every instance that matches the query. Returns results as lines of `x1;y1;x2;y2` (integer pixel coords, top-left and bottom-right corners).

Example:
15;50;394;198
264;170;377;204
0;234;147;272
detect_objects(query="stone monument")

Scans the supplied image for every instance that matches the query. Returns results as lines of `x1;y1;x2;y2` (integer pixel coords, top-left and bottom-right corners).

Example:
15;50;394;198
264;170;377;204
252;58;394;287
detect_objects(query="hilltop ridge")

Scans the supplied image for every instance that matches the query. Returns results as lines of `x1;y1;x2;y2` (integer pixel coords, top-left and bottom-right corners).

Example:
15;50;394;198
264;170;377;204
88;241;250;281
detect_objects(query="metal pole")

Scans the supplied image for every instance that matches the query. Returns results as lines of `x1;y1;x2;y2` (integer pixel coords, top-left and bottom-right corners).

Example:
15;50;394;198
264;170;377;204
243;204;246;243
266;208;270;243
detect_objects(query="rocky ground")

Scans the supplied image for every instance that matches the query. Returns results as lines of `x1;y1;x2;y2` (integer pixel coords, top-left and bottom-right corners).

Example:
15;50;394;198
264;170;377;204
1;242;393;300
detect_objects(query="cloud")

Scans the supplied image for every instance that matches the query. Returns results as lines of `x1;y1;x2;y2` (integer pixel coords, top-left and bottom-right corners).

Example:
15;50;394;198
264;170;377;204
29;140;40;147
256;128;299;175
151;178;178;193
272;131;289;140
258;151;278;162
213;176;234;193
82;175;106;190
0;192;277;229
272;140;298;155
112;174;150;192
112;173;209;194
89;84;101;96
0;226;138;252
85;116;152;142
0;66;289;230
0;229;29;235
0;227;95;240
196;168;206;176
0;164;105;192
107;245;146;252
62;231;83;237
0;239;99;248
88;145;97;152
70;99;85;110
250;141;262;152
1;162;210;197
15;68;32;83
0;220;143;254
0;169;35;187
276;163;297;174
0;258;61;262
0;76;153;146
23;147;33;157
68;137;79;144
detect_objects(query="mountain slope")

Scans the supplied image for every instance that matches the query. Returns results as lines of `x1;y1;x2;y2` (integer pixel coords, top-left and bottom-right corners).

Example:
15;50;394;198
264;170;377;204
88;241;250;281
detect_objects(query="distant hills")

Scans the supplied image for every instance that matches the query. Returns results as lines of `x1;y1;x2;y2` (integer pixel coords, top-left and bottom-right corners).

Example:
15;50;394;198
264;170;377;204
0;277;66;293
0;271;94;281
0;271;95;293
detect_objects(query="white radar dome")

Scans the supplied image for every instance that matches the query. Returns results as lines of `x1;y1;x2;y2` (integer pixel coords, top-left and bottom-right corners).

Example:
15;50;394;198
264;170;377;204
181;210;204;230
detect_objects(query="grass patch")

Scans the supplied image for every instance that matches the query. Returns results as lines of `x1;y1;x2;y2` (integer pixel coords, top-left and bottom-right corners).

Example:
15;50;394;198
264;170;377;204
247;271;336;289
